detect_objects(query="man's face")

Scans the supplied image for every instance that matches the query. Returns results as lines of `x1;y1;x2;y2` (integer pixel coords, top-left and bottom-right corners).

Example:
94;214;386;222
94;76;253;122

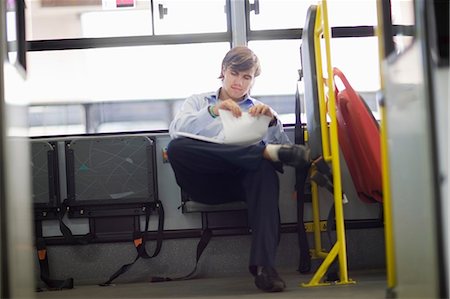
221;66;256;101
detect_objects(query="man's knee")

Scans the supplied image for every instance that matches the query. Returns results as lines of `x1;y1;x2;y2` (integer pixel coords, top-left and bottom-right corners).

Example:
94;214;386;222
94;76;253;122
167;138;186;161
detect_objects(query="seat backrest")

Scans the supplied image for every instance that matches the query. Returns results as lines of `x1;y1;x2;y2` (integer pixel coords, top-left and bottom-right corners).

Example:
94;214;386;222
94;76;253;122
64;135;160;242
333;68;382;203
66;135;157;208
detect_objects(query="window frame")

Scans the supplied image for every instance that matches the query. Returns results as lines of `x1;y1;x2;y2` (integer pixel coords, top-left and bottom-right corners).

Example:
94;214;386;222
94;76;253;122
25;0;409;136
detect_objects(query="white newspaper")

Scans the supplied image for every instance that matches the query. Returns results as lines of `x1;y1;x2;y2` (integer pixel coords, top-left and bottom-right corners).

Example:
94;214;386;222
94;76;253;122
176;109;271;146
219;109;271;145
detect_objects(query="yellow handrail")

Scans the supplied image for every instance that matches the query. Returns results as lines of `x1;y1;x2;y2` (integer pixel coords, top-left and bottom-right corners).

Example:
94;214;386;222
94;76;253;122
376;0;396;290
313;5;331;162
302;0;354;287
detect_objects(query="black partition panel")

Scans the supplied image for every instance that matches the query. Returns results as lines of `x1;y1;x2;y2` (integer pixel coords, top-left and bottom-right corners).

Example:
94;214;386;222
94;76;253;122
66;135;157;217
300;5;323;161
31;141;59;220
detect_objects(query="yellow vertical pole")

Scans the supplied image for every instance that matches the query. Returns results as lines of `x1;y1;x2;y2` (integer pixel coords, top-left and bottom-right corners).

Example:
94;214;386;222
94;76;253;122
313;6;331;162
302;0;354;287
320;0;350;284
375;0;396;290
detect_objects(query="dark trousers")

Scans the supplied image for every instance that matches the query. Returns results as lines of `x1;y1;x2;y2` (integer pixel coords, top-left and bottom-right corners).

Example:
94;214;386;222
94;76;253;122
167;137;281;273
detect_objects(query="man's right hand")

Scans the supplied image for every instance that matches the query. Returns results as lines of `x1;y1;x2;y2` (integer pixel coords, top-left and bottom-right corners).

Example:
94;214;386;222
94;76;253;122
214;99;242;117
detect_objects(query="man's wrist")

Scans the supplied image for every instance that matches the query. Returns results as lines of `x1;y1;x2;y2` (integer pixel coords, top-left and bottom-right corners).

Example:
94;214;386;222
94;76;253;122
268;116;277;127
208;105;219;118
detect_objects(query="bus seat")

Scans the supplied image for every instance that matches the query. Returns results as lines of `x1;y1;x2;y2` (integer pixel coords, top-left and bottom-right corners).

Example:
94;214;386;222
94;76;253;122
65;135;164;286
181;190;247;213
162;190;248;281
301;5;378;204
32;140;74;290
333;68;383;203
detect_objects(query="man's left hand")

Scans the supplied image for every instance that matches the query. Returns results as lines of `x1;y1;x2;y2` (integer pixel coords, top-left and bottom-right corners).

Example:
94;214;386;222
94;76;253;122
248;104;273;118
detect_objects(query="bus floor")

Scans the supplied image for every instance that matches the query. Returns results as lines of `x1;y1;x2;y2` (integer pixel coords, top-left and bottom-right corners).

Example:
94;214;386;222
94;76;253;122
36;268;386;299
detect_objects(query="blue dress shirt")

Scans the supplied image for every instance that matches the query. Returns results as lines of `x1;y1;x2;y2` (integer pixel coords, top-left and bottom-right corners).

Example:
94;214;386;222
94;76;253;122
169;89;291;145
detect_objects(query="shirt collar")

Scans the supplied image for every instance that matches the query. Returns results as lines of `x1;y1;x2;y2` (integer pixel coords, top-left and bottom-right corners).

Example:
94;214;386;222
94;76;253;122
206;88;254;105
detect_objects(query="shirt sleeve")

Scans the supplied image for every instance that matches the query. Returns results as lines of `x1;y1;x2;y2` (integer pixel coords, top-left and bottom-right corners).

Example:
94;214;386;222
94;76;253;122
169;95;220;139
264;112;292;145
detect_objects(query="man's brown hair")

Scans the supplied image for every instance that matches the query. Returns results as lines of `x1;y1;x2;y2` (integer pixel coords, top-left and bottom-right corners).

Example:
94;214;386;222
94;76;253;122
219;46;261;79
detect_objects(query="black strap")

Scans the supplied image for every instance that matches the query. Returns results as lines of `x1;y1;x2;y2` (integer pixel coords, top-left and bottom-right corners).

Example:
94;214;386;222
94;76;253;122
35;221;74;290
310;157;334;195
294;77;312;274
308;157;340;280
296;168;311;274
151;227;213;282
100;200;165;286
58;200;94;245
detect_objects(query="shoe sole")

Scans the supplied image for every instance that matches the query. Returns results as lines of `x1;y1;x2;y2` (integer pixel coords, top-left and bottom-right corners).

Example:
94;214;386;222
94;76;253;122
255;280;286;292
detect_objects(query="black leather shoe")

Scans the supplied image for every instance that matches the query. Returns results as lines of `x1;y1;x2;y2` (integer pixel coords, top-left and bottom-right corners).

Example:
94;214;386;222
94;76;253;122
254;267;286;292
278;144;311;169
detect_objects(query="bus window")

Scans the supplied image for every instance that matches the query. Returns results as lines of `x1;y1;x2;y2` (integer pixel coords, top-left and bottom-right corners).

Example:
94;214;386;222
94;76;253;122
153;0;228;35
249;0;316;30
